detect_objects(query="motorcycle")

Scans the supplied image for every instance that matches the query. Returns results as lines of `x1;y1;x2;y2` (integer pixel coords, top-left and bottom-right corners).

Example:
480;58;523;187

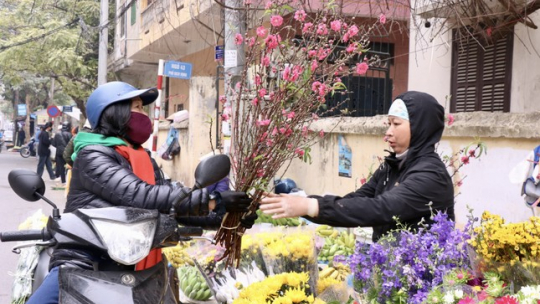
19;137;36;158
1;154;231;303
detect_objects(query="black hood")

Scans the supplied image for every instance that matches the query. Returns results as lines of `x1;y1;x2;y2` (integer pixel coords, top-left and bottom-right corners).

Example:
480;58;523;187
395;91;445;161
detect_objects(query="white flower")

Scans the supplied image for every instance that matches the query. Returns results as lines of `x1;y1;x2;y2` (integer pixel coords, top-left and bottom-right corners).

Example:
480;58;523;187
443;291;454;304
517;285;540;304
453;289;464;299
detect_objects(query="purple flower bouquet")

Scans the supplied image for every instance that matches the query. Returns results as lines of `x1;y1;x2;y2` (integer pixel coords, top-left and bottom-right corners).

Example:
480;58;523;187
349;212;472;304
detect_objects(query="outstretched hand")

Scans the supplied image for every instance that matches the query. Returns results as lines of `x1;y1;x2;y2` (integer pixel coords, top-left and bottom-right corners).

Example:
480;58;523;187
259;192;319;218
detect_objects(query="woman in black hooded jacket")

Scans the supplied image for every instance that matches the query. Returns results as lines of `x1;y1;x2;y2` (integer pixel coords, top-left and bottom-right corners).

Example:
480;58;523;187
259;91;454;242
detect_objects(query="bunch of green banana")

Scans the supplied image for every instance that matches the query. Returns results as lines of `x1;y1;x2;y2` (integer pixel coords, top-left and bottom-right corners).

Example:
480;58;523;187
163;242;194;268
177;266;212;301
318;231;356;262
255;210;303;226
315;225;339;238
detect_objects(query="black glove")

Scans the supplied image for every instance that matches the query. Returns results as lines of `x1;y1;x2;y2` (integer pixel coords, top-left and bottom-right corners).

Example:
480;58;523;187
217;191;252;213
240;212;258;229
173;188;209;217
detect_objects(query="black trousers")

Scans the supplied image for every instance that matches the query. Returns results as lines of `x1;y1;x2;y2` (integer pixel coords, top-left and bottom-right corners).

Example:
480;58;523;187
55;154;67;183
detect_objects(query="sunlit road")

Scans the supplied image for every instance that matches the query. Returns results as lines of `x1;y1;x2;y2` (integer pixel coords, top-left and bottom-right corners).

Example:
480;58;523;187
0;149;66;303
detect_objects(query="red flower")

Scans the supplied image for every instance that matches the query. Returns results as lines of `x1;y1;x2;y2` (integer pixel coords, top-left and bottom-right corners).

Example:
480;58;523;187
458;297;476;304
468;149;476;157
494;295;519;304
461;156;470;165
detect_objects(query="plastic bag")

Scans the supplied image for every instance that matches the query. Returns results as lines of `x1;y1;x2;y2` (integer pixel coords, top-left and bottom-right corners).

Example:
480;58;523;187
159;126;181;160
11;210;48;304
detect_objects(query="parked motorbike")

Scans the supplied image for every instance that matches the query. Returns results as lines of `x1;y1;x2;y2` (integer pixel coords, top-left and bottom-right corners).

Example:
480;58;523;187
1;154;231;303
19;137;36;158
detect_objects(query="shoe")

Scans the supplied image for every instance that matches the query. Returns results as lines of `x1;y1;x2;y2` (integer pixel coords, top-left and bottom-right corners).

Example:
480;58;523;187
52;177;61;182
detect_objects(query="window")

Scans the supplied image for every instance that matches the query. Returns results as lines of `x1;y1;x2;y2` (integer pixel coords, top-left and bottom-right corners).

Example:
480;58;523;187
322;42;394;118
450;29;513;112
131;1;137;26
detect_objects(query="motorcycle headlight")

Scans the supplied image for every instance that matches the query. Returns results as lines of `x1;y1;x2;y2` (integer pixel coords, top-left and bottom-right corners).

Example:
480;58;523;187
91;218;157;265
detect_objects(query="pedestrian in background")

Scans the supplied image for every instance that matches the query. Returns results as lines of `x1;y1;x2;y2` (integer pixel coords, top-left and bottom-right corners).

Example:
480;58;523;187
17;128;26;147
36;122;56;181
52;121;72;186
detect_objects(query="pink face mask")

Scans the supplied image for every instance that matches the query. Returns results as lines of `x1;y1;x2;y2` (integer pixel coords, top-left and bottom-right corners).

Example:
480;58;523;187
126;112;153;145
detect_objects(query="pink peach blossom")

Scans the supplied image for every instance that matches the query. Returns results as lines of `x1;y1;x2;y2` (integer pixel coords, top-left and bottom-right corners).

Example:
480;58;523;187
262;56;270;67
270;15;283;27
219;95;227;104
319;130;325;137
258;88;267;97
234;33;243;45
290;66;302;81
330;20;342;31
302;22;313;33
295;148;305;157
312;81;322;92
311;60;318;72
282;66;291;81
264;1;272;9
255;75;262;86
302;126;309;138
256;26;268;38
265;34;280;50
447;113;455;126
379;13;387;24
251;97;259;106
316;23;328;35
356;62;369;74
347;25;359;37
257;119;271;126
294;10;306;22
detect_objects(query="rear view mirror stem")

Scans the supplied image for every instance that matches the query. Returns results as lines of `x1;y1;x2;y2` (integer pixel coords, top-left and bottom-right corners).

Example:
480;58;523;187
35;192;60;219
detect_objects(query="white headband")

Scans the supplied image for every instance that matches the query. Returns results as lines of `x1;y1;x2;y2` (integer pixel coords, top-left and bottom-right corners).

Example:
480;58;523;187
388;98;409;121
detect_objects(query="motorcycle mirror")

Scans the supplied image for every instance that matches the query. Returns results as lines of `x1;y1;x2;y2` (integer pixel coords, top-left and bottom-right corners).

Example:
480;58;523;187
8;169;46;202
193;155;231;189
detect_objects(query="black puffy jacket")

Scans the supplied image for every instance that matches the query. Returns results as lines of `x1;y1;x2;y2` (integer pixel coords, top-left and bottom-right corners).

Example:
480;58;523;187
305;91;454;242
50;144;211;270
65;145;207;215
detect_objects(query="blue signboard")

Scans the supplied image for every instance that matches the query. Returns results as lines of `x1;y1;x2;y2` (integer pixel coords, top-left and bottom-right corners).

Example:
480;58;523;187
17;104;26;116
215;45;224;60
164;61;192;80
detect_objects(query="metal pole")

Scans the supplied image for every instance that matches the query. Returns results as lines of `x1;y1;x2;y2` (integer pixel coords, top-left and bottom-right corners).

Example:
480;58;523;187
148;59;165;158
224;0;245;157
98;0;108;85
224;0;245;87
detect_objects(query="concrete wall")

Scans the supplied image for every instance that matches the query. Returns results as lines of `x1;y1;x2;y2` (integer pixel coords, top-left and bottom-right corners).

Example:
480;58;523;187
510;10;540;112
155;76;218;186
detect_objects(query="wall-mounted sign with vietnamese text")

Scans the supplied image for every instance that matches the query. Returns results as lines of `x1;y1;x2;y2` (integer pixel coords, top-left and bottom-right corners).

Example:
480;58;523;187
164;61;192;80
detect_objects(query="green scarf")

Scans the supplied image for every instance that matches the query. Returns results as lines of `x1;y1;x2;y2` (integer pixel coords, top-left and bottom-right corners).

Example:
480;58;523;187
71;132;127;161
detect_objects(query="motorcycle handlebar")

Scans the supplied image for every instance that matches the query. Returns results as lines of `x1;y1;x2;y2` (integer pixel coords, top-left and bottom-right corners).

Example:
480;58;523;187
176;226;203;237
0;229;52;242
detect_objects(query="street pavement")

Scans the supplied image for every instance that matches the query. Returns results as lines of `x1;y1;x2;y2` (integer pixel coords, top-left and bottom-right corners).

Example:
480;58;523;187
0;148;66;303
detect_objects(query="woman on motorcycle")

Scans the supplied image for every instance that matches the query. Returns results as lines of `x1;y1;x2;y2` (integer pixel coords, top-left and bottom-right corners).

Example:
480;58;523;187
27;81;253;304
